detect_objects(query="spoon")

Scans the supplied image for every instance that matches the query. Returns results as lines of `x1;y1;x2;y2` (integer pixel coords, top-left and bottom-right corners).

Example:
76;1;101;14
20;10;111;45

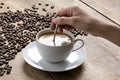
53;24;58;42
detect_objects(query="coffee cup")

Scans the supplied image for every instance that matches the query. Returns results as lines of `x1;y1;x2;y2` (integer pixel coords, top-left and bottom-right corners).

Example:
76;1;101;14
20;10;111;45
36;28;84;63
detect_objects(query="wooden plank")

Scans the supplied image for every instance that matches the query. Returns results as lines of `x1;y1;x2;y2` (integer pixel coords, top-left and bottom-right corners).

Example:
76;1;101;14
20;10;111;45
0;0;120;80
49;35;120;80
80;0;120;26
0;52;53;80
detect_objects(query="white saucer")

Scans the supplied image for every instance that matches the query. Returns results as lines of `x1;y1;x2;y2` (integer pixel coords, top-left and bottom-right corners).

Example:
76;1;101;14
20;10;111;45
23;41;87;72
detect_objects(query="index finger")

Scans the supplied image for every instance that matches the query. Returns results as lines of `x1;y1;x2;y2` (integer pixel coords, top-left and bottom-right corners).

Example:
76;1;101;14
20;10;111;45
54;7;72;18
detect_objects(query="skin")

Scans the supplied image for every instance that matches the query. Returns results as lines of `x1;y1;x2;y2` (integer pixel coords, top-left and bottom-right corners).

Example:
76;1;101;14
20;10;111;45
50;6;120;47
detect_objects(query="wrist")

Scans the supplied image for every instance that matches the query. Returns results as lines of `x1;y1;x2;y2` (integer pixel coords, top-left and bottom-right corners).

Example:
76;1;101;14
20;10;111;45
86;17;107;36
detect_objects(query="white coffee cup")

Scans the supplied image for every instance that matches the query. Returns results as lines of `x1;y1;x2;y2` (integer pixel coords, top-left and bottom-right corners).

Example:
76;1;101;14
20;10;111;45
36;29;84;63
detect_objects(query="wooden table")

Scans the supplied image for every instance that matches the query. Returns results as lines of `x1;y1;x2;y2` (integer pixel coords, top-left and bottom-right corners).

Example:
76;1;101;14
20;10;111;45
0;0;120;80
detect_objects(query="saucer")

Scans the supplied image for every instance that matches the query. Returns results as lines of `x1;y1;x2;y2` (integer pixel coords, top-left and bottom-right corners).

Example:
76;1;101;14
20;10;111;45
23;41;87;72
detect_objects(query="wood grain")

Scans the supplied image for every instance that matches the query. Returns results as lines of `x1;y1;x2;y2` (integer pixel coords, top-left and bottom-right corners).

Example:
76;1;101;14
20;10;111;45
0;0;120;80
80;0;120;26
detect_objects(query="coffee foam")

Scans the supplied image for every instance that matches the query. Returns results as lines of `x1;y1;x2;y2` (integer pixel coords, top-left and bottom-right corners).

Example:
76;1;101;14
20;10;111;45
38;32;72;46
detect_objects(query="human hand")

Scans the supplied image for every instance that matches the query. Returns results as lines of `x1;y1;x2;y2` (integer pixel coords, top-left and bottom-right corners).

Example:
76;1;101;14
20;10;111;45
50;6;120;47
50;6;94;33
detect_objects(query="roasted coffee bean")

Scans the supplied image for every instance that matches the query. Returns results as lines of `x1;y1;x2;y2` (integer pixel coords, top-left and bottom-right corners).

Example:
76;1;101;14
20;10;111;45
38;3;41;5
51;5;54;9
31;5;37;10
0;6;2;9
3;45;8;49
45;4;49;6
42;8;47;12
10;54;15;59
16;45;22;52
7;69;11;74
0;56;5;59
74;34;77;37
1;3;4;5
6;65;12;74
0;73;4;76
5;57;11;61
7;7;10;9
0;60;4;66
0;69;5;76
4;64;8;69
4;61;8;64
83;32;88;36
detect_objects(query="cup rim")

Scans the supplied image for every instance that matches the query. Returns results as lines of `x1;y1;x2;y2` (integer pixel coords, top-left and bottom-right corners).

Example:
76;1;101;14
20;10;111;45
36;28;75;47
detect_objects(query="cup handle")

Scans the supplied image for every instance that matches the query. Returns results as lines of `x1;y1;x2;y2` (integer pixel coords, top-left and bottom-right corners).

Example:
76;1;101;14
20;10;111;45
72;39;84;52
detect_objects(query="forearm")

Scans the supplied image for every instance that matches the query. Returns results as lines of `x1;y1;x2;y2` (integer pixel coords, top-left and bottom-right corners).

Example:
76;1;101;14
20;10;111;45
90;18;120;46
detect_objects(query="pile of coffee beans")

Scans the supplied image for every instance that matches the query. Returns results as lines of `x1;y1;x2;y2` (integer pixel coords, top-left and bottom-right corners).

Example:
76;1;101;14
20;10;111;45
0;2;87;76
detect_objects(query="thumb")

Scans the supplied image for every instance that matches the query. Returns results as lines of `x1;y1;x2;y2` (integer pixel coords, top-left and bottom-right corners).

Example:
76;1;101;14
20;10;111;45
52;17;75;26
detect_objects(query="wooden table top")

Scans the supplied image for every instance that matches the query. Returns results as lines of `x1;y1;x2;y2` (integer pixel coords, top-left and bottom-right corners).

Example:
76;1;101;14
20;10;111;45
0;0;120;80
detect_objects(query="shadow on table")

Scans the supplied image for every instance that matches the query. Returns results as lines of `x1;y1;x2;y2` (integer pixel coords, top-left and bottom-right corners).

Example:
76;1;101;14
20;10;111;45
49;64;85;80
23;62;49;79
23;62;85;80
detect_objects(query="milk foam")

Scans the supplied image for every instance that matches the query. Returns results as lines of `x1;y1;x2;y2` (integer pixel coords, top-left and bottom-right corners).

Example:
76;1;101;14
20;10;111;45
38;33;72;46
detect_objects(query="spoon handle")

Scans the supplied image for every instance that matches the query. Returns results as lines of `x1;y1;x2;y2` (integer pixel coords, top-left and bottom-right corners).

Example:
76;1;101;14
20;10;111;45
53;25;58;42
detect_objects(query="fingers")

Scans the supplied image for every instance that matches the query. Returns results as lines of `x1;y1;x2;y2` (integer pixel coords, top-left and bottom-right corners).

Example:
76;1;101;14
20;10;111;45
50;23;74;33
50;6;80;32
54;7;72;17
50;16;76;32
54;6;81;17
58;25;63;33
58;25;71;33
50;23;55;30
52;17;75;26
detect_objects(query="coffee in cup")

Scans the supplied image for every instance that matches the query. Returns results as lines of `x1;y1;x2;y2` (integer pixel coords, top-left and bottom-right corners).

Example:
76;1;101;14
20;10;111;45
38;32;72;46
36;29;84;63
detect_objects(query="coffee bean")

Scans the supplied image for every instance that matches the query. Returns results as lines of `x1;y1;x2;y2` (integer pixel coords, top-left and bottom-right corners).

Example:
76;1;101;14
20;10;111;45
0;56;5;59
32;5;38;10
2;64;11;75
0;69;5;76
4;61;8;64
7;7;10;9
4;64;8;69
6;69;11;74
1;3;4;5
38;3;41;5
0;60;4;66
0;6;2;9
3;45;8;49
50;5;54;9
5;57;11;61
42;8;47;12
83;32;88;36
0;73;4;76
45;4;49;6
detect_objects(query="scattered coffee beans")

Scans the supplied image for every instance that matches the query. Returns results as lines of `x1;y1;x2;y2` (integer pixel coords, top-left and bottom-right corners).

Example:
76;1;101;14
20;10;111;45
0;2;56;76
0;1;87;77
